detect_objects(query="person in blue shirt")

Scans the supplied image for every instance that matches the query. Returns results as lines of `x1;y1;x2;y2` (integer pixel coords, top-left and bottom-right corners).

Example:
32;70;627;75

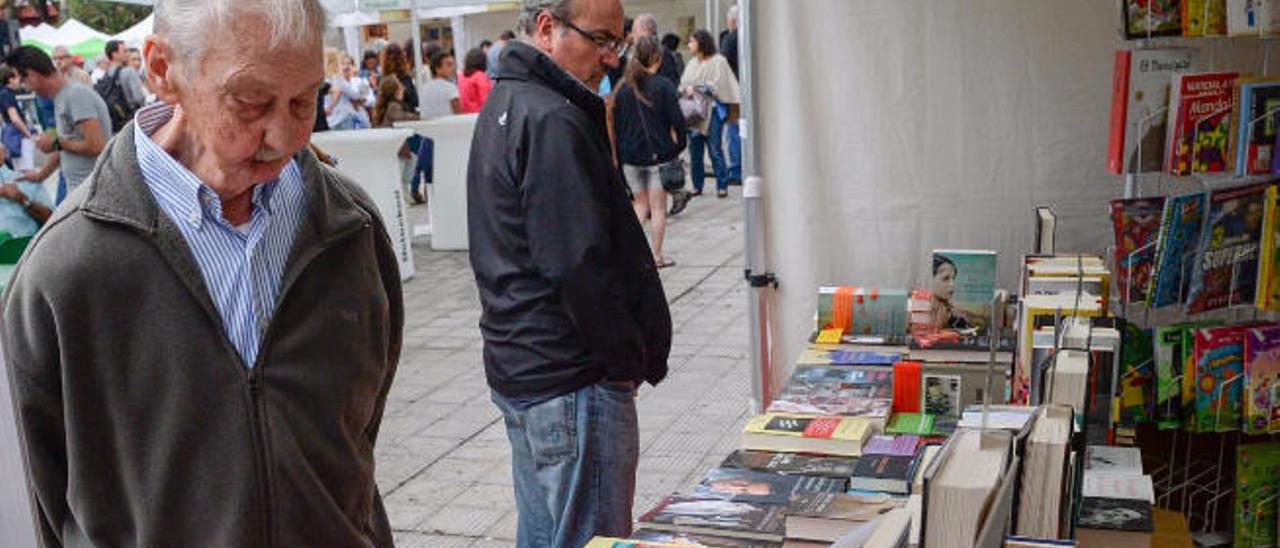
0;142;52;237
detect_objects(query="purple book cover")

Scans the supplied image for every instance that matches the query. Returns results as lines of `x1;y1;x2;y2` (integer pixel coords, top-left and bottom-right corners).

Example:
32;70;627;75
861;435;919;457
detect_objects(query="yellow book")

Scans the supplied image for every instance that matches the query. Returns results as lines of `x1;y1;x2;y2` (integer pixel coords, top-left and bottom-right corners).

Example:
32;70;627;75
741;413;875;457
1014;294;1106;404
1257;185;1280;310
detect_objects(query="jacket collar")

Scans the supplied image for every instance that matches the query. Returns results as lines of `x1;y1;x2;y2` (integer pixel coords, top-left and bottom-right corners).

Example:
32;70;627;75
496;40;607;125
81;121;368;244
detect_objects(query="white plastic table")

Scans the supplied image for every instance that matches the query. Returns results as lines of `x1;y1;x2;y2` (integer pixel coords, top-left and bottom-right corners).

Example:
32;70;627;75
396;114;478;251
310;128;416;281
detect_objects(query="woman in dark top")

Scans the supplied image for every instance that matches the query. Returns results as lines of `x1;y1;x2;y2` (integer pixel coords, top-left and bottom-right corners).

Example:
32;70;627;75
0;67;33;162
613;36;688;269
381;42;418;114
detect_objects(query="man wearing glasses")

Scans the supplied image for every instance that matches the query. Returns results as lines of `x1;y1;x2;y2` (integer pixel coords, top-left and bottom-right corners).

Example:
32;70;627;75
51;46;91;86
467;0;671;546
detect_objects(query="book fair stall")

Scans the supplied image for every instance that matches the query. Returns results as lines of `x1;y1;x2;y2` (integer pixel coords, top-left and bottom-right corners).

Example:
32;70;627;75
594;0;1280;547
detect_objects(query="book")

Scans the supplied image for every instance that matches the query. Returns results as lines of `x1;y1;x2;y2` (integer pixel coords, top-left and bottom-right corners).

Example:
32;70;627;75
784;492;901;544
1108;48;1197;174
1154;322;1220;428
1185;182;1269;313
1183;0;1229;35
719;450;858;480
1233;80;1280;175
766;366;893;418
923;429;1010;548
862;434;920;457
584;537;693;548
1257;185;1280;310
922;373;962;418
794;347;900;367
815;286;909;336
1166;71;1239;175
741;414;876;457
1111;197;1167;304
1076;497;1154;548
630;528;777;548
694;467;844;506
958;405;1037;431
863;507;912;548
1234;441;1280;547
1123;0;1184;38
1015;404;1073;539
1227;0;1280;34
1118;323;1155;427
1150;192;1209;307
929;250;997;332
849;454;916;495
1082;472;1156;503
637;494;788;542
886;412;935;435
1193;325;1249;432
907;330;1015;363
1085;445;1144;474
892;360;922;413
912;444;942;495
1035;206;1056;254
1015;293;1106;403
1244;326;1280;434
1047;349;1089;413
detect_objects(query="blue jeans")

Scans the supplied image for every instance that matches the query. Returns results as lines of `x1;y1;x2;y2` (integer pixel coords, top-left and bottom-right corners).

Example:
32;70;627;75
492;382;639;548
688;105;728;192
726;120;741;183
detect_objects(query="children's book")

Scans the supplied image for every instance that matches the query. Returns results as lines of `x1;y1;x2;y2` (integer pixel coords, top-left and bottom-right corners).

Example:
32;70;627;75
1185;183;1269;313
929;250;997;332
1183;0;1229;35
1150;192;1208;307
1108;48;1197;174
1193;326;1249;432
1235;441;1280;547
1233;80;1280;175
1227;0;1280;35
1118;324;1155;427
1256;185;1280;310
766;366;893;418
1245;326;1280;434
1154;321;1221;429
1123;0;1184;38
1166;71;1239;175
1111;197;1167;304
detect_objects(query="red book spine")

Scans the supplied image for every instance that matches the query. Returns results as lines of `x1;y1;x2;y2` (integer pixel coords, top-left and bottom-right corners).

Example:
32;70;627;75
1108;49;1132;175
892;360;922;413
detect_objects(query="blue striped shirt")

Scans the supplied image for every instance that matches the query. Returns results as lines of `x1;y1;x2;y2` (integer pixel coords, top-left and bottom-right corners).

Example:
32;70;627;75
133;103;307;367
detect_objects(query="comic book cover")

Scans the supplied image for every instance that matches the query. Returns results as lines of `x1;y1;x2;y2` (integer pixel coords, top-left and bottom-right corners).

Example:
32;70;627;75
1256;186;1280;310
1149;192;1208;307
1185;183;1269;313
1183;0;1229;35
1245;326;1280;434
1124;0;1184;38
1167;72;1238;175
1111;197;1166;304
1233;81;1280;175
1193;326;1248;432
1155;321;1221;429
1118;324;1155;427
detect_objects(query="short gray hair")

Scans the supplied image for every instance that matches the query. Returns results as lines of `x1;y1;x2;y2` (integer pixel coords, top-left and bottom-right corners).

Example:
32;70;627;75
727;5;740;24
154;0;326;67
518;0;576;36
634;13;658;36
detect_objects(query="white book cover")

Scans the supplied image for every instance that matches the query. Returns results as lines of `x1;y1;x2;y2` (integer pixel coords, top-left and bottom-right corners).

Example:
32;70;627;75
1084;445;1143;474
1126;49;1197;174
1082;471;1155;503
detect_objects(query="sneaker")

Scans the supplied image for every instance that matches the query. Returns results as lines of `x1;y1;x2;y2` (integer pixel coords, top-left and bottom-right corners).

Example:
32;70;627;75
410;187;426;205
669;189;692;216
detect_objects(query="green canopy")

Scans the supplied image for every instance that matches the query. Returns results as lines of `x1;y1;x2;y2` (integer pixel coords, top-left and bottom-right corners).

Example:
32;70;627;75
23;38;107;61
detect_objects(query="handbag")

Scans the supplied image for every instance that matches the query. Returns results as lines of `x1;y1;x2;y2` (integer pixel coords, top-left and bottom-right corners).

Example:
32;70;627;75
631;88;686;192
678;85;714;128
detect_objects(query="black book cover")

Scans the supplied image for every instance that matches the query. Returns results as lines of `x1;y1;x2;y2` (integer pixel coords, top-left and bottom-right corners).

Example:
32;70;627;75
1076;497;1154;532
694;467;843;505
720;450;857;480
638;494;787;539
848;454;914;494
629;528;781;548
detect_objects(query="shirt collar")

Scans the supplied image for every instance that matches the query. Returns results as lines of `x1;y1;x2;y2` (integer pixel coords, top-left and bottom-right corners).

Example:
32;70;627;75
134;102;284;230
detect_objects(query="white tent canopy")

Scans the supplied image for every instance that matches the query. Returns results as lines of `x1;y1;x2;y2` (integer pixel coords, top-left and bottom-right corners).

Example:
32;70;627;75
55;19;109;43
112;13;154;47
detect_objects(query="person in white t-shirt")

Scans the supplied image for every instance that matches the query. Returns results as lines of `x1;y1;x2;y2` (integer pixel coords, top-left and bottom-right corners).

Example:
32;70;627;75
418;50;461;120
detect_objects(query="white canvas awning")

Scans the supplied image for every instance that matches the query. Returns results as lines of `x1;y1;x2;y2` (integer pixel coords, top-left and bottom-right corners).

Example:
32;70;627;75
112;13;154;46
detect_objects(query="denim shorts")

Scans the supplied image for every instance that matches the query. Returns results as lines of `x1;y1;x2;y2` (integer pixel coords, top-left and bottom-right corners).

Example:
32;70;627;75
622;164;658;195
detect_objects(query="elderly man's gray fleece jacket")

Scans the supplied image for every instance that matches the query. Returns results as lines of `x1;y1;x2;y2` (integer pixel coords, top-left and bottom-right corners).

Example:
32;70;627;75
2;123;403;547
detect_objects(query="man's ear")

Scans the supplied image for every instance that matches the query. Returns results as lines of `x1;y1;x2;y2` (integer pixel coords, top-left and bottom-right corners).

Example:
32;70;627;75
143;36;181;104
533;10;557;52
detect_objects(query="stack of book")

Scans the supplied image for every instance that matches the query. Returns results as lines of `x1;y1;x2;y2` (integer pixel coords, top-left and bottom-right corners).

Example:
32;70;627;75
1014;405;1074;539
1075;447;1154;548
922;428;1014;548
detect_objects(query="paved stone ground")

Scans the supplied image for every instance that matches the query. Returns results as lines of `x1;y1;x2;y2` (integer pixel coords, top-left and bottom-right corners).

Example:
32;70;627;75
378;188;755;547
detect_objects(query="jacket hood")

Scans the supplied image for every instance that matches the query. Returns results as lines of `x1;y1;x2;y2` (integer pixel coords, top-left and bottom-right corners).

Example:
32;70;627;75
496;40;606;124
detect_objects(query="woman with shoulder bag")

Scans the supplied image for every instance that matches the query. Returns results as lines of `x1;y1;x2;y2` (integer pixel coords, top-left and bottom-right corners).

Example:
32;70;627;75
613;36;688;269
680;29;741;198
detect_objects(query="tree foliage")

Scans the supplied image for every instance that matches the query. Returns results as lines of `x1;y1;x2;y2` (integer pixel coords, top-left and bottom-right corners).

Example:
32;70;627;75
66;0;150;35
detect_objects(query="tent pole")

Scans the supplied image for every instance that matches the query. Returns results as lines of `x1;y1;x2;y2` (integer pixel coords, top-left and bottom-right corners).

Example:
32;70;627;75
739;0;768;414
411;5;424;83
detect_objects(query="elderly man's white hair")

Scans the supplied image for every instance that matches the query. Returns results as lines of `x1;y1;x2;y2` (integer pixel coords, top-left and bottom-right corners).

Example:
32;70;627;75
727;4;739;24
154;0;327;67
633;13;658;36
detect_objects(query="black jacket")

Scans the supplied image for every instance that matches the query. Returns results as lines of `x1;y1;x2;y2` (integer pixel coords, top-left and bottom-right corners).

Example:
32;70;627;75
614;76;687;167
3;124;402;547
467;41;672;400
721;29;740;78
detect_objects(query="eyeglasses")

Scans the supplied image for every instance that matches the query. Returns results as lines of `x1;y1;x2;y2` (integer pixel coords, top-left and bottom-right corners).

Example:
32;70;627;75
551;13;627;57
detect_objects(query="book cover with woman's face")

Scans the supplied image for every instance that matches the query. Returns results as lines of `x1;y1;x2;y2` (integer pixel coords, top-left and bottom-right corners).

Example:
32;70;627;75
930;250;997;331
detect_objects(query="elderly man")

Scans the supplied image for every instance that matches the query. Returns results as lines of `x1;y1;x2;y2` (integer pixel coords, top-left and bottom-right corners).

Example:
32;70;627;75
1;1;403;546
468;0;672;546
51;46;91;86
